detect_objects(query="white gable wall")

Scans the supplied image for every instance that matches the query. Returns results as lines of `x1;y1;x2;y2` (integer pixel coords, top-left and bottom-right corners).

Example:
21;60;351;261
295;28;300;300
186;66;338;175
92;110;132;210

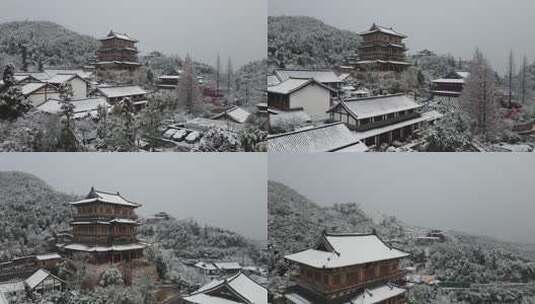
289;83;331;119
69;78;87;100
27;88;60;107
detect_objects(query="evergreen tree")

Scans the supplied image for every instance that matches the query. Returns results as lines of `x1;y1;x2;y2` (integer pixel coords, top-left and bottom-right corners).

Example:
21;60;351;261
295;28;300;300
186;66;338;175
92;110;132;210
58;82;78;151
138;97;168;149
108;97;137;151
0;64;32;120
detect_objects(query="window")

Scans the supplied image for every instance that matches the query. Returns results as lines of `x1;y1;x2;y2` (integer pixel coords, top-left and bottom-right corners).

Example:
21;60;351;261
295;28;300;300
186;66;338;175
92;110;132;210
333;275;341;285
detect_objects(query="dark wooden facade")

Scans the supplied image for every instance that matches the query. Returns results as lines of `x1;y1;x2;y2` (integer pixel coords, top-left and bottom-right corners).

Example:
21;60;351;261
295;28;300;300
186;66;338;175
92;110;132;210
357;24;409;72
96;31;142;71
63;188;144;264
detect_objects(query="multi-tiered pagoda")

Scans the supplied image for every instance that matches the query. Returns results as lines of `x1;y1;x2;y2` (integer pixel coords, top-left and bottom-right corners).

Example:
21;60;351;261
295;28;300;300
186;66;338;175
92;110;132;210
95;31;142;72
283;232;410;304
356;24;410;72
57;188;145;264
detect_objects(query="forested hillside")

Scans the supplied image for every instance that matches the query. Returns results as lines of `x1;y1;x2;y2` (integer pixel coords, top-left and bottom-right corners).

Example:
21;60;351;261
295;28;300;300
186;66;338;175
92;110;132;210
268;16;360;71
268;181;535;303
0;21;99;69
0;171;76;259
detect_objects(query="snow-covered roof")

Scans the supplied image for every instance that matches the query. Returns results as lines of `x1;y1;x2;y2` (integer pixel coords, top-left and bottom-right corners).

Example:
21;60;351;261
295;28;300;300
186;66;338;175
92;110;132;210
20;82;56;95
268;122;367;153
109;218;138;224
184;293;242;304
37;97;109;115
267;78;333;95
47;73;87;85
195;262;219;271
158;75;180;80
35;253;61;261
185;272;267;304
432;78;465;84
360;24;407;38
348;285;406;304
60;243;146;252
270;109;311;130
456;72;470;79
0;281;24;294
285;233;409;269
25;269;51;289
97;85;147;98
100;30;137;42
330;94;422;120
15;72;50;81
211;107;251;124
214;262;242;270
274;70;342;84
45;69;93;80
267;75;280;87
70;188;141;207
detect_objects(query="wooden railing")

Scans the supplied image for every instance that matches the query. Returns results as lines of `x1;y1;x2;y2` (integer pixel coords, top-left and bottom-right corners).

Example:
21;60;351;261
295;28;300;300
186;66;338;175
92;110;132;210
355;112;420;132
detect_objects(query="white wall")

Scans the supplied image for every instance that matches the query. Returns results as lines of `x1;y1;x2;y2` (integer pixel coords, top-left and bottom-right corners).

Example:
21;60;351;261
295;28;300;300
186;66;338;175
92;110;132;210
289;83;331;120
27;90;60;107
69;78;87;100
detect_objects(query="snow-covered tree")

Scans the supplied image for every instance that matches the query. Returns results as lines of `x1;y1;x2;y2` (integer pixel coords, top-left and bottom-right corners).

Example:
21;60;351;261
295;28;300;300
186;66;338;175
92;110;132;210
106;98;137;151
192;128;240;152
0;64;32;120
176;54;199;113
459;49;500;137
58;82;79;151
100;267;124;287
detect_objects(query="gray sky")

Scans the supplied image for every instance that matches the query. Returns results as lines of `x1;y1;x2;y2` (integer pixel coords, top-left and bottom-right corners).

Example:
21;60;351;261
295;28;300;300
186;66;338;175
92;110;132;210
0;153;267;241
269;153;535;245
0;0;267;68
269;0;534;74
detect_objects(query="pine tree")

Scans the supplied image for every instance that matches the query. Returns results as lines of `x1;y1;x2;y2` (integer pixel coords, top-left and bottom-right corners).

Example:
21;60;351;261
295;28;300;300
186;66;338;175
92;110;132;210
460;49;500;137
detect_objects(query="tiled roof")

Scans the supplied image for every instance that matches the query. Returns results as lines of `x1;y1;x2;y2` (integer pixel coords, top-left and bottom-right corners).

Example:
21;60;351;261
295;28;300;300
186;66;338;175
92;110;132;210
268;123;367;153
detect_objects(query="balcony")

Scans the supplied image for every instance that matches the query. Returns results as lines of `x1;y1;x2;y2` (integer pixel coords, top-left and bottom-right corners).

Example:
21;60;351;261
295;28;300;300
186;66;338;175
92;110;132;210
296;272;404;296
72;214;138;222
354;112;421;132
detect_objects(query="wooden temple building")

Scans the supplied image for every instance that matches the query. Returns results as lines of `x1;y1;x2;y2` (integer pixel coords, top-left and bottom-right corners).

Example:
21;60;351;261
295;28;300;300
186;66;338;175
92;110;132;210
327;94;442;148
56;188;145;264
283;232;410;304
431;71;470;98
95;31;142;72
356;24;410;72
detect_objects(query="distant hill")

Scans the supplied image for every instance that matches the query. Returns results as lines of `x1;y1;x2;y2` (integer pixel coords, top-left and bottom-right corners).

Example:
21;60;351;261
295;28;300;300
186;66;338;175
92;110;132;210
0;171;76;259
268;16;360;71
268;181;535;303
0;21;99;69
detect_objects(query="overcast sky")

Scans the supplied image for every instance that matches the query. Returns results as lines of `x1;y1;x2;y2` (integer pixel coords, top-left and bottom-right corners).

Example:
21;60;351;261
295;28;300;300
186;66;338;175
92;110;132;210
0;153;267;240
270;153;535;245
269;0;534;74
0;0;267;68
